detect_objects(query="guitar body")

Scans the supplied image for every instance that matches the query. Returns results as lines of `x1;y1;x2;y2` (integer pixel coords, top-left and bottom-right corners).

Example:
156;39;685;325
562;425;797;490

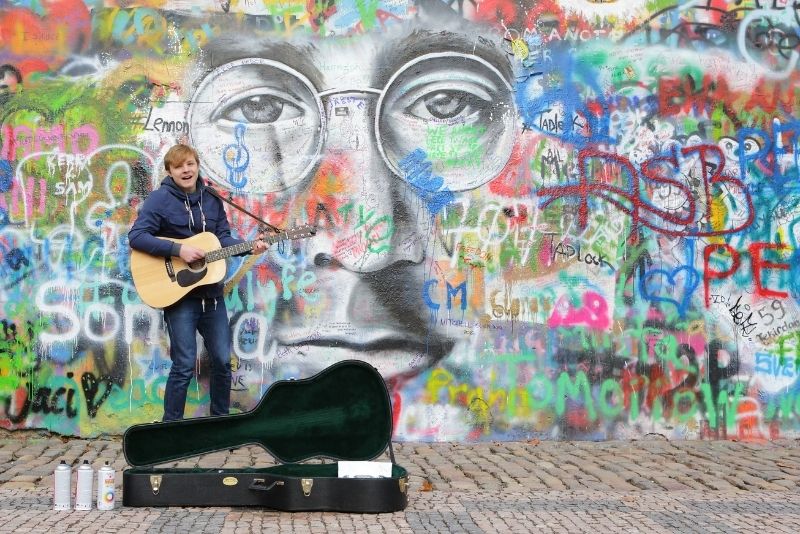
130;232;227;308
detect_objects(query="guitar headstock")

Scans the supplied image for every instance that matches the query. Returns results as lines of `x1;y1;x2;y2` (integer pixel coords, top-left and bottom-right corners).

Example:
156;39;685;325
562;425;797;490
284;224;317;240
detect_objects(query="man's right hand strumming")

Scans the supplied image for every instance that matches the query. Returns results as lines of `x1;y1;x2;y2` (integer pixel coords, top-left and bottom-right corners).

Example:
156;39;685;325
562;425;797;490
179;244;206;263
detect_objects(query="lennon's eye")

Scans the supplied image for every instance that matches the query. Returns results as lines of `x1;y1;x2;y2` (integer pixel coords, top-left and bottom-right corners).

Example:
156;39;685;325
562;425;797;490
215;94;303;124
406;90;485;121
698;27;727;46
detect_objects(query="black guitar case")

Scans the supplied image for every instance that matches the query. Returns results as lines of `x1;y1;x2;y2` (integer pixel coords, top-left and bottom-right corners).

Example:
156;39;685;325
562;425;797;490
121;360;409;512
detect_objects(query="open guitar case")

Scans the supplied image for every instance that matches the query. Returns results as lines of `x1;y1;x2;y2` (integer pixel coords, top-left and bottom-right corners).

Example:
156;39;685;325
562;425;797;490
121;360;409;512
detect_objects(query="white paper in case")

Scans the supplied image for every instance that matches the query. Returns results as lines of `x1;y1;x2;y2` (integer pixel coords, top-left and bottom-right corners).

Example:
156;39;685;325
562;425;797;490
337;461;393;478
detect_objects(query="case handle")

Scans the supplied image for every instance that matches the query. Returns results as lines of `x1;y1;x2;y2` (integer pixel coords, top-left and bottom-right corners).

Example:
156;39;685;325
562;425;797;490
249;478;285;492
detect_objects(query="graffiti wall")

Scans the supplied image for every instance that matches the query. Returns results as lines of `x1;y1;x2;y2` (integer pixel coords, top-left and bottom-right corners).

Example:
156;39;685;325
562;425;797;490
1;0;799;441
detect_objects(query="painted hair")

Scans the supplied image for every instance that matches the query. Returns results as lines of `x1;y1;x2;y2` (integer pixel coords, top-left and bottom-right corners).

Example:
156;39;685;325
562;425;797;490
0;64;22;84
163;144;199;171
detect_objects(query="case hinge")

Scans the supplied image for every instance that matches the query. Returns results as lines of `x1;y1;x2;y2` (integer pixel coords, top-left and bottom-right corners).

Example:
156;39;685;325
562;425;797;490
150;475;162;495
301;478;314;497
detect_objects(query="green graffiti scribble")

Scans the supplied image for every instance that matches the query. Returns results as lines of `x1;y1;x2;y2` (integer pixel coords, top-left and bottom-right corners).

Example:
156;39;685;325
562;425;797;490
598;379;624;419
700;382;745;431
426;125;487;169
354;0;381;30
556;371;596;422
672;389;697;423
0;318;45;392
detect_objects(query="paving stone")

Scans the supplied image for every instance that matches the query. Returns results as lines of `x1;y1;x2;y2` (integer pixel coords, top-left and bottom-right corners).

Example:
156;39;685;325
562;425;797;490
4;436;800;532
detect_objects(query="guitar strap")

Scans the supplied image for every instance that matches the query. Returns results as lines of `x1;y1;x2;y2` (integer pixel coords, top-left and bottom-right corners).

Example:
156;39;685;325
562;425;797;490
203;183;283;234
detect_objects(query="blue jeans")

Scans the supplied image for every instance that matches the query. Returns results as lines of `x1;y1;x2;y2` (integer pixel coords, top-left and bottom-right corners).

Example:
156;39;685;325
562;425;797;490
162;297;232;421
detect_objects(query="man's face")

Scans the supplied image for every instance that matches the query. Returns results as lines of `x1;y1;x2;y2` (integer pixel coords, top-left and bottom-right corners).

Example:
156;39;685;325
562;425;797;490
167;156;199;193
187;20;518;382
0;70;19;105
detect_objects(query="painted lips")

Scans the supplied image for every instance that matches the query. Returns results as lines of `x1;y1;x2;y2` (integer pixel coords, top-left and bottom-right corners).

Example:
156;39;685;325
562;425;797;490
272;331;453;379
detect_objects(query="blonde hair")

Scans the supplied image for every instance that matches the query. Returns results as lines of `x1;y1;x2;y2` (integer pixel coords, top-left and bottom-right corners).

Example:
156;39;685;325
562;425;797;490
163;144;199;171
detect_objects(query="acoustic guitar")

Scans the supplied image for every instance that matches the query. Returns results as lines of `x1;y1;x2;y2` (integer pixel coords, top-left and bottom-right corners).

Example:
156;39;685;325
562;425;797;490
130;224;316;308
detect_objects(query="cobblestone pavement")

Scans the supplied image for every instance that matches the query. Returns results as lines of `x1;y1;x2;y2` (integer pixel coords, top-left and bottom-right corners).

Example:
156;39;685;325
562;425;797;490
2;431;800;533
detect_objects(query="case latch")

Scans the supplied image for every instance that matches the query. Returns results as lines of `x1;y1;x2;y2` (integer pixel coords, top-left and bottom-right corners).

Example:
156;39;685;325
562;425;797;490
399;477;408;493
150;475;162;495
301;478;314;497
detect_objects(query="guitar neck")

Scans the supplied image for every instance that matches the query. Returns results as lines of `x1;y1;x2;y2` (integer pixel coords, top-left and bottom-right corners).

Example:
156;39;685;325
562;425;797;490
204;232;288;263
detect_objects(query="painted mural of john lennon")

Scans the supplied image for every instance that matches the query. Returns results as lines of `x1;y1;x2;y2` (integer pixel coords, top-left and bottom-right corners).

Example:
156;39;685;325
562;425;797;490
183;3;519;390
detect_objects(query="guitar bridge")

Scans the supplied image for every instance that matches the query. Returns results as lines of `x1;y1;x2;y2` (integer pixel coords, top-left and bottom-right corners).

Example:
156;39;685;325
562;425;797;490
164;258;176;282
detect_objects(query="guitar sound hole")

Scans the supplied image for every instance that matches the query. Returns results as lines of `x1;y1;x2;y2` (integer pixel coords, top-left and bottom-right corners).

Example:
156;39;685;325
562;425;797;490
188;259;207;271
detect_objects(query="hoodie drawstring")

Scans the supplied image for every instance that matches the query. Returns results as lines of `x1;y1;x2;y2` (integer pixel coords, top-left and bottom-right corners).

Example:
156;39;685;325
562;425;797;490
185;190;207;233
185;195;194;232
200;192;207;232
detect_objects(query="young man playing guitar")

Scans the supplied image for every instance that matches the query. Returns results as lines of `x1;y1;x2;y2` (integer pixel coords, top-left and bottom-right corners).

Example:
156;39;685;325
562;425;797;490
129;144;268;421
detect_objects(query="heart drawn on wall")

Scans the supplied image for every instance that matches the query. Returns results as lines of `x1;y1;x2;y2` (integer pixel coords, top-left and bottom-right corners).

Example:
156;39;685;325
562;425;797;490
640;266;701;317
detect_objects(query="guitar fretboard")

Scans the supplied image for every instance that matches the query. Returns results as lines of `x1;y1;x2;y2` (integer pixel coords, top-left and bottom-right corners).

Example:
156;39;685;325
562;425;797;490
205;232;288;263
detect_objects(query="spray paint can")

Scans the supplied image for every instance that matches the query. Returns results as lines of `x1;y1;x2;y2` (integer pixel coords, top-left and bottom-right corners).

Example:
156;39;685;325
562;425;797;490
96;461;115;511
53;460;72;510
74;460;93;510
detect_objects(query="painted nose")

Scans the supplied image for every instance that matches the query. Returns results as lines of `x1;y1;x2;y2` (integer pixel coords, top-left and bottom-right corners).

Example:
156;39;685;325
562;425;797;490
304;92;428;273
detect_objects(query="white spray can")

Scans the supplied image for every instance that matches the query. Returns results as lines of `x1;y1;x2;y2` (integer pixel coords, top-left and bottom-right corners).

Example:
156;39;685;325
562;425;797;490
53;460;72;510
96;461;115;510
74;460;93;510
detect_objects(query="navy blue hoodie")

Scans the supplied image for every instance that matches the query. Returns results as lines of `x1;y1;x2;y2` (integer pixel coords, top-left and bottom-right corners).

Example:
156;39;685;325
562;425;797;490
128;176;246;300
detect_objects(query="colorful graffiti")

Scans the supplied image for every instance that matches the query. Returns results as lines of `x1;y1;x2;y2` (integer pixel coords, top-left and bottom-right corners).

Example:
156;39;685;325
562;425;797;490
1;0;800;441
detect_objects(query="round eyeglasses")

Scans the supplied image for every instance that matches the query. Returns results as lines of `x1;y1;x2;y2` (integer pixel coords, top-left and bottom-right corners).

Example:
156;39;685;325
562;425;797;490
187;52;518;194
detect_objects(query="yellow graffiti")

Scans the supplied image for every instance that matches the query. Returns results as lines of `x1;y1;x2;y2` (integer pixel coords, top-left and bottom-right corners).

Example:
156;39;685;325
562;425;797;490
510;38;529;60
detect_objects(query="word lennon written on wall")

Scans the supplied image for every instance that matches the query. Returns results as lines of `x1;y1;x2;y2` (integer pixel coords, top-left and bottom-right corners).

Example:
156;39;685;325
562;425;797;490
0;0;800;442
